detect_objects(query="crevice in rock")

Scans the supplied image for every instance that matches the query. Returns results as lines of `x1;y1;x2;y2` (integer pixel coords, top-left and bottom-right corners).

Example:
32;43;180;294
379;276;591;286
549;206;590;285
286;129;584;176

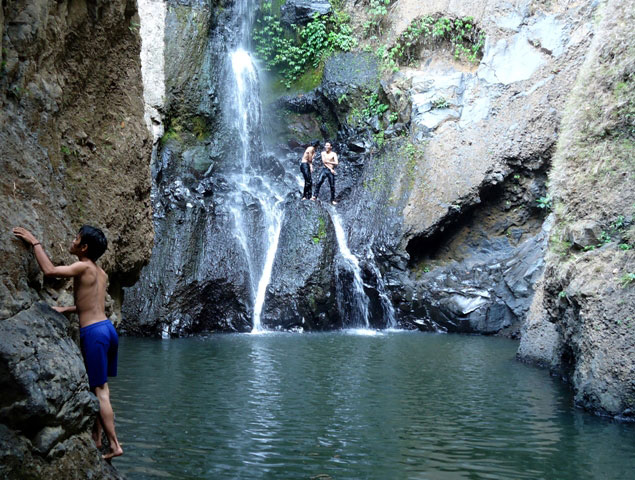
406;162;551;269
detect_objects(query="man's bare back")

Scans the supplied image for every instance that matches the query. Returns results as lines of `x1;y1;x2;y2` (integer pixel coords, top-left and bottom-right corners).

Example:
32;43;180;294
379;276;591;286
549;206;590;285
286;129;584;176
13;228;108;327
302;146;316;164
73;259;108;328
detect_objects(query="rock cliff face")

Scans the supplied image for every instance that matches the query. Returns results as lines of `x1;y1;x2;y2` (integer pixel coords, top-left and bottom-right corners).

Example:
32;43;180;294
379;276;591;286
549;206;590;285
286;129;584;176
0;0;152;477
518;0;634;419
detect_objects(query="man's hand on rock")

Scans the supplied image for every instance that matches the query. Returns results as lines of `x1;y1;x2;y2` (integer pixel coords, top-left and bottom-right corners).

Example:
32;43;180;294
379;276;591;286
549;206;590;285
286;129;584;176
13;227;39;246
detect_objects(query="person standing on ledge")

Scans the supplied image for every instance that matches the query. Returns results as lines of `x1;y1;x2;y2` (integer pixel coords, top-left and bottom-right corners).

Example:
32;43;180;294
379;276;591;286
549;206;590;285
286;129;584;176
300;142;317;200
13;225;123;461
311;141;339;205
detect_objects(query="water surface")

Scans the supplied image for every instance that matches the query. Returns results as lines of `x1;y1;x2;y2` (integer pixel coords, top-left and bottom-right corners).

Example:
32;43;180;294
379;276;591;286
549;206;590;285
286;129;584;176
111;332;635;479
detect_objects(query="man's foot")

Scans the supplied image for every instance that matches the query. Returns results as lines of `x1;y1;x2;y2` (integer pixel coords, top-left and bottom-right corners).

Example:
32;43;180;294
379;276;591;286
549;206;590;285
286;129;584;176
332;201;338;205
102;445;123;461
310;197;316;201
301;197;306;200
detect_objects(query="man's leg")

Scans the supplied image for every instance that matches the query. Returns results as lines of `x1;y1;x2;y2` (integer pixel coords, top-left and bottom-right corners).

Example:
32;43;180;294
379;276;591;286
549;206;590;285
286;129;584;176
94;383;123;460
327;171;336;204
301;164;312;199
312;169;326;200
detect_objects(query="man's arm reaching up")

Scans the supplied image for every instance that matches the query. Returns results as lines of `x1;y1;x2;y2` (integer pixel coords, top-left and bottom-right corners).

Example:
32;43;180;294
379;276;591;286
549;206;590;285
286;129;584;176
13;227;87;278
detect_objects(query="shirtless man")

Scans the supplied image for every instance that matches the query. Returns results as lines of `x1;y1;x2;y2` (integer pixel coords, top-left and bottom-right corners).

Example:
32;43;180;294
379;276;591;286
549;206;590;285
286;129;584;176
13;225;123;461
300;142;317;200
311;141;339;205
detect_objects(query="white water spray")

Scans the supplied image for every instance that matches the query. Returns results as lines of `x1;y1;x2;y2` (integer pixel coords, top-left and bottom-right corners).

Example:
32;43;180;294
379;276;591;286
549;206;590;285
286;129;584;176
329;210;371;329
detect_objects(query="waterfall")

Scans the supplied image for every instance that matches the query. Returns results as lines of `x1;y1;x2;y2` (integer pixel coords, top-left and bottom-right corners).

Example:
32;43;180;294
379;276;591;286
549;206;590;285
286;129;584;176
367;250;398;329
227;0;284;332
329;210;371;329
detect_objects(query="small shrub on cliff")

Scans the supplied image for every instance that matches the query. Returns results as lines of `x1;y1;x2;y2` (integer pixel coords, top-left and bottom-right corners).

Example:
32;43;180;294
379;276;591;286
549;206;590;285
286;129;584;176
253;3;357;88
536;195;553;210
362;92;389;120
378;15;485;72
431;97;450;109
363;0;392;38
620;272;635;288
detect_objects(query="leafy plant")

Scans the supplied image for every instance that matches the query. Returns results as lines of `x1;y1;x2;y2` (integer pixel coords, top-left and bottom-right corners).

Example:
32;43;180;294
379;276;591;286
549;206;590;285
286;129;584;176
373;130;385;148
620;272;635;288
431;97;450;109
363;0;392;38
389;111;399;123
536;195;552;210
253;5;357;88
362;92;389;120
599;230;612;245
377;15;485;71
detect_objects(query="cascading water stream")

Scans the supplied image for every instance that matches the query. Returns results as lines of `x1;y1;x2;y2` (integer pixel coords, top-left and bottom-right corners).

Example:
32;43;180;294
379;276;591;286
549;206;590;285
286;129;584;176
227;3;285;332
366;250;397;328
329;210;371;328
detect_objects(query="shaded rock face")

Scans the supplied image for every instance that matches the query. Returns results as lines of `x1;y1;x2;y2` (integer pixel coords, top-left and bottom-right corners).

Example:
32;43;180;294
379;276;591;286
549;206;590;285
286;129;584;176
122;1;248;335
0;304;121;479
517;0;635;420
280;0;332;26
1;0;151;476
0;0;153;323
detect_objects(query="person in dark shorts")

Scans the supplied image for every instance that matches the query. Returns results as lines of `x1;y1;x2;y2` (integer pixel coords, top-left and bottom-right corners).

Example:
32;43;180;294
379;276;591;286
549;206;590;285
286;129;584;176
300;143;317;200
311;141;339;205
13;224;123;461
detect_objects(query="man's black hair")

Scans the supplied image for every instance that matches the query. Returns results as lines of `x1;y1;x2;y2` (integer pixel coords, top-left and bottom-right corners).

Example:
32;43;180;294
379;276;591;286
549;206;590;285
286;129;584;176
312;140;320;147
78;225;107;261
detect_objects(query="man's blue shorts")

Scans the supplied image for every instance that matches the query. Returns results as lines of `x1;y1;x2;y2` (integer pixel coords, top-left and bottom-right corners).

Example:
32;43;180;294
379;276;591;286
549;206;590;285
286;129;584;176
80;319;119;390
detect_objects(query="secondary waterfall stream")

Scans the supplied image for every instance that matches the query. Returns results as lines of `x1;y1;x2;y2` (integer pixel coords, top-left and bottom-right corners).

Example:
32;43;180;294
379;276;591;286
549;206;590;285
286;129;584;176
329;210;371;328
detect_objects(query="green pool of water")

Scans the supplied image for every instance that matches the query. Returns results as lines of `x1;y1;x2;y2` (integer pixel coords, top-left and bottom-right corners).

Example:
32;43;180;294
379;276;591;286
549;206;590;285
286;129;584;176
110;331;635;479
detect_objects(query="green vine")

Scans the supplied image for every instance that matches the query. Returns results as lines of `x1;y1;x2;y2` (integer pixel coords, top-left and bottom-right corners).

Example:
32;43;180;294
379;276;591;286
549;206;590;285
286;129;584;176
362;92;389;120
252;3;357;88
377;15;485;72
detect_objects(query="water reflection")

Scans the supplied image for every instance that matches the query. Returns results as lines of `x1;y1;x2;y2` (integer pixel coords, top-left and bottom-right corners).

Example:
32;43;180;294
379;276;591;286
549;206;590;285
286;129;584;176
111;333;635;480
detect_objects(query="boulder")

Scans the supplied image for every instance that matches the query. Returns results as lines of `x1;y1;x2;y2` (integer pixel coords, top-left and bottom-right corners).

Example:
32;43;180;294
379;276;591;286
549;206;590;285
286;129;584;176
565;219;602;249
0;303;122;479
280;0;332;26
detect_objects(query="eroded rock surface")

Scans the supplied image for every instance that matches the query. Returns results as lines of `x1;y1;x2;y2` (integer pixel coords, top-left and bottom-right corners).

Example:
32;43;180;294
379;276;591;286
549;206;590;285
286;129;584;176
518;0;635;419
1;0;151;476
